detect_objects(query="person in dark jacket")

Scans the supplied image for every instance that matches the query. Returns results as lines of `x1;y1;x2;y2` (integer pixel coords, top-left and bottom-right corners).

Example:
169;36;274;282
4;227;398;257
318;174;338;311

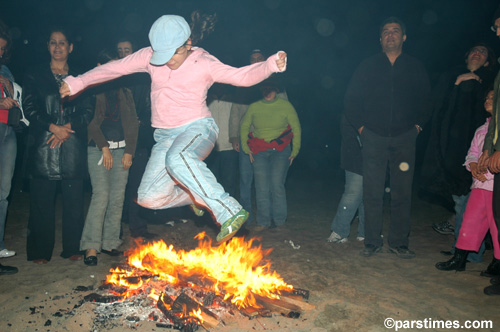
327;114;364;243
345;17;431;258
420;42;496;263
23;27;93;264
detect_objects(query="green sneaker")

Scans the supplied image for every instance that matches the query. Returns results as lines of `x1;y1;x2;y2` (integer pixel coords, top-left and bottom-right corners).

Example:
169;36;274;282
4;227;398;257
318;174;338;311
216;209;249;243
189;204;205;217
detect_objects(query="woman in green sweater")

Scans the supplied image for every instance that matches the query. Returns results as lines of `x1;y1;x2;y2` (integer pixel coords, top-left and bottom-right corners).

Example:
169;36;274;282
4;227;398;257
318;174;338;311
240;78;301;230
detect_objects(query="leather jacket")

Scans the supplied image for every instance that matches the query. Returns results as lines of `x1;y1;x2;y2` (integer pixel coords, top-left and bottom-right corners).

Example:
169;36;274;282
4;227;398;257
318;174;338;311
23;64;94;180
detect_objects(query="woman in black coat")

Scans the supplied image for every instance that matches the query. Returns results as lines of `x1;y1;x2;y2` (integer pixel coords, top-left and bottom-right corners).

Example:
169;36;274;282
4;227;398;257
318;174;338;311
23;27;93;264
420;43;497;261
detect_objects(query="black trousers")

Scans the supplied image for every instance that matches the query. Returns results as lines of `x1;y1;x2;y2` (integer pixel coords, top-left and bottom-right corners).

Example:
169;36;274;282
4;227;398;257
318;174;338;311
27;178;84;261
361;128;418;248
492;173;500;248
205;149;239;199
122;147;150;236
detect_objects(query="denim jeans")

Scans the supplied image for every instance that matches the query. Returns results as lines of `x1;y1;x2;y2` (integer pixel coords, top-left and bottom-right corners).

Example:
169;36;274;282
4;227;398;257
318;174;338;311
137;118;241;224
451;193;485;262
80;147;129;251
0;123;16;251
252;145;291;227
239;149;254;222
330;170;365;238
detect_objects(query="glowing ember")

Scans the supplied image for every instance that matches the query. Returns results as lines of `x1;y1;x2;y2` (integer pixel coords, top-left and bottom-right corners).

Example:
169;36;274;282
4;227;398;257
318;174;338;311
106;232;293;308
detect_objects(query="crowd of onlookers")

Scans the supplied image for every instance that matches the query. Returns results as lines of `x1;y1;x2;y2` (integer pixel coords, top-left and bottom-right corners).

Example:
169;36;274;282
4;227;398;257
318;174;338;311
1;7;500;299
326;12;500;296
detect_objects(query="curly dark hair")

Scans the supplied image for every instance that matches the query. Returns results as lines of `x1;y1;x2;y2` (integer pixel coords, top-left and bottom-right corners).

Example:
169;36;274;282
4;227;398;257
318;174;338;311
0;19;12;65
189;10;217;45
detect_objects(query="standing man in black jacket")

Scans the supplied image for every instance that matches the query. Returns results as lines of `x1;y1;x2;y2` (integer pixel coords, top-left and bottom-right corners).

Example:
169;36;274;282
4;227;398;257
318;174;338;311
345;17;431;258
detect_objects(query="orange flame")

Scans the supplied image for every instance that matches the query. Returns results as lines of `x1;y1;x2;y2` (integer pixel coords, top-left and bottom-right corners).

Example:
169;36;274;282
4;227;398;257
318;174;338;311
107;232;293;308
148;289;159;301
191;308;203;323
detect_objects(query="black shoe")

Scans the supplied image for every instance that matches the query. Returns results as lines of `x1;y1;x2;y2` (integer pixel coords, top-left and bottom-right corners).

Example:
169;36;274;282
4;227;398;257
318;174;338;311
435;248;468;271
388;246;416;259
0;263;18;275
432;221;455;235
480;258;500;277
360;244;382;257
491;276;500;285
84;255;97;266
101;249;123;256
440;250;453;256
484;283;500;295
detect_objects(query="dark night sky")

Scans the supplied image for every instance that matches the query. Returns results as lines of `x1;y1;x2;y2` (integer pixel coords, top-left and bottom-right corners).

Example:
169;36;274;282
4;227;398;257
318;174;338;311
1;0;500;175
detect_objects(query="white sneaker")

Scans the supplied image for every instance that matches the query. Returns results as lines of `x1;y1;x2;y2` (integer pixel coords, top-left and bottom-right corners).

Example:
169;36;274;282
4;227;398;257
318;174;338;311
0;249;16;258
356;236;365;242
327;231;348;243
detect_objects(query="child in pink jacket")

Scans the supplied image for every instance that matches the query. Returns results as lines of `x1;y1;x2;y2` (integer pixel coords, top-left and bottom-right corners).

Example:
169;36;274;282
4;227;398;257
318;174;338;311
436;90;500;275
60;14;287;243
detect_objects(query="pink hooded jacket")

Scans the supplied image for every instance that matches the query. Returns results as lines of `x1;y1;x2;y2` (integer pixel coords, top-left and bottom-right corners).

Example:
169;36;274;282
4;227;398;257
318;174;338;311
464;117;494;191
64;47;285;129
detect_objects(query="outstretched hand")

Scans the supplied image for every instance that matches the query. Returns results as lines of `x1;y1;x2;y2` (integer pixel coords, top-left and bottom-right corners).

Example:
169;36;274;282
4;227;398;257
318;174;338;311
276;52;287;72
60;82;71;98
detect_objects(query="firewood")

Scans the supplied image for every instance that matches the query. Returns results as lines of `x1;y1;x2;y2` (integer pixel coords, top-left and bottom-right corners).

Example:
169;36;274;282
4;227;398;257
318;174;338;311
252;293;301;315
172;293;219;329
240;306;259;318
279;295;315;311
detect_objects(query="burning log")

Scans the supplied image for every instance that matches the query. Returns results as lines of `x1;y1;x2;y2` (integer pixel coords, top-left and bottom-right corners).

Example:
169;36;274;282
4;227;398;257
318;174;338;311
172;293;219;329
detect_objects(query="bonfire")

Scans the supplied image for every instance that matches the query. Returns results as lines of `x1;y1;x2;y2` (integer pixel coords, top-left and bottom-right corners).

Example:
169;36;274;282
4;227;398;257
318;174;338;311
92;232;312;329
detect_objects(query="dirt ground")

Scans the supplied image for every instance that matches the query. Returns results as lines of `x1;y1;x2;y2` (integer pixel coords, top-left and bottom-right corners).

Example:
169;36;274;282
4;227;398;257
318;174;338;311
0;171;498;332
